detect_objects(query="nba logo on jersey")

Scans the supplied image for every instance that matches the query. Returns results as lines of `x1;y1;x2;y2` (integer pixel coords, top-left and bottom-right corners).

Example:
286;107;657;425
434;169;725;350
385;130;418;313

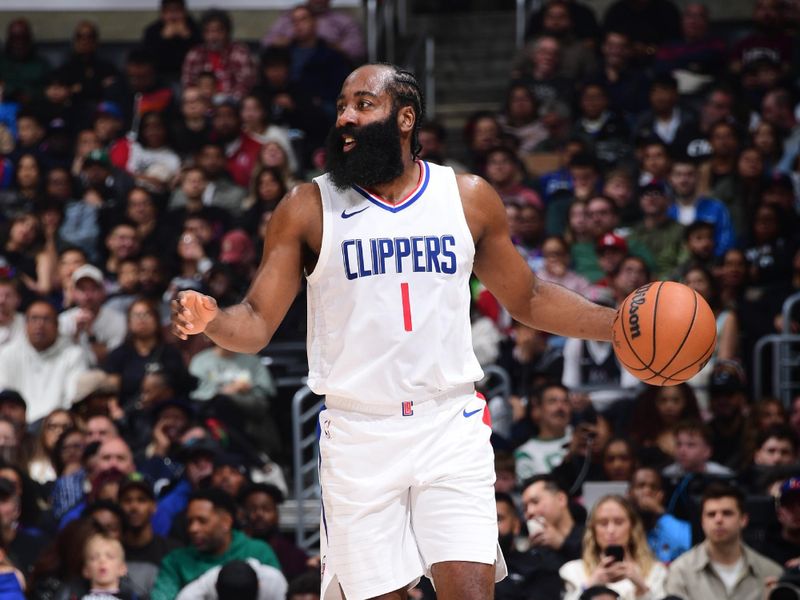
401;401;414;416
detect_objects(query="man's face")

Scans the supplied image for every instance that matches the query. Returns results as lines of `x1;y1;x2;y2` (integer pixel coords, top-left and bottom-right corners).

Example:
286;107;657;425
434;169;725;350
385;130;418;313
119;488;155;530
682;3;708;40
187;500;230;553
629;469;663;509
675;431;710;472
496;500;520;537
291;7;316;42
6;21;32;59
212;105;240;141
522;481;565;524
602;33;630;68
669;163;698;197
155;407;188;443
687;228;715;260
86;416;116;444
0;492;20;529
703;91;733;127
485;151;516;186
243;491;279;536
181;87;208;120
754;0;781;29
327;67;407;190
96;438;134;475
73;23;97;55
0;283;20;326
702;497;746;545
598;247;625;276
587;199;617;237
650;85;677;114
211;465;247;498
0;403;25;432
580;86;607;120
25;302;58;351
754;437;796;467
543;4;571;34
533;38;560;74
203;19;228;51
710;126;737;157
126;62;155;94
642;145;670;177
107;225;139;260
709;390;745;421
615;258;648;296
73;278;105;312
534;387;571;434
639;191;669;217
778;494;800;532
198;147;226;179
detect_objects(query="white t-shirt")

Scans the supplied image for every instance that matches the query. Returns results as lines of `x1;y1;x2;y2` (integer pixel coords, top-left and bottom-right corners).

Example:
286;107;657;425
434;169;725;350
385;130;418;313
514;428;572;481
711;557;744;593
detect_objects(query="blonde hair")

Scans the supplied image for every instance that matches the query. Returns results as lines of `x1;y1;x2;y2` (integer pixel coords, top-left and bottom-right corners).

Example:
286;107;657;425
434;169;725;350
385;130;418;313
582;495;655;577
84;532;125;561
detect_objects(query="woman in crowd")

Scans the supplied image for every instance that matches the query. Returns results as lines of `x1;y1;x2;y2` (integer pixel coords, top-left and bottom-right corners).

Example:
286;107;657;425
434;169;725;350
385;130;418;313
751;120;783;173
536;235;604;301
601;438;636;482
110;111;181;194
496;82;548;154
240;93;298;170
629;384;702;466
52;428;86;479
718;247;748;310
257;138;299;189
713;146;766;239
0;153;44;220
745;203;794;287
1;211;57;301
27;409;77;486
240;165;287;235
103;297;186;407
560;495;667;600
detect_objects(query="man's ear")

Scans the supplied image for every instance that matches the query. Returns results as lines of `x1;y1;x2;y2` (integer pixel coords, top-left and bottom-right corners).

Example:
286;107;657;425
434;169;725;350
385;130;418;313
398;105;415;134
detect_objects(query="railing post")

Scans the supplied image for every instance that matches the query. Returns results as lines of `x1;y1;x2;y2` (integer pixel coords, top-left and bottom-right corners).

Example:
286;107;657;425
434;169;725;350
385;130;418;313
367;0;378;63
425;35;435;119
516;0;526;49
385;0;395;64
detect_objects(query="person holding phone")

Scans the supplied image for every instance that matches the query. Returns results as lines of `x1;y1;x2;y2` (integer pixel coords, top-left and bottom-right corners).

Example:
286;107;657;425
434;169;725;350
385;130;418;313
559;495;667;600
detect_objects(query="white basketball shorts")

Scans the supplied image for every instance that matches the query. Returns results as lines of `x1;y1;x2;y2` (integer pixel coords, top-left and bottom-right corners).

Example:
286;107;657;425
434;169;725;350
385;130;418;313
317;385;507;600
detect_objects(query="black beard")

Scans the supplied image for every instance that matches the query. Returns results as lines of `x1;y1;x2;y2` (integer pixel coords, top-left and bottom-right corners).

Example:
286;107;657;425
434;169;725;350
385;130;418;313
325;110;405;191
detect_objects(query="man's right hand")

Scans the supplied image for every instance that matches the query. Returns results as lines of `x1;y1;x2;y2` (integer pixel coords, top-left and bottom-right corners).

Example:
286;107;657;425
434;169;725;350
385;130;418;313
172;291;219;340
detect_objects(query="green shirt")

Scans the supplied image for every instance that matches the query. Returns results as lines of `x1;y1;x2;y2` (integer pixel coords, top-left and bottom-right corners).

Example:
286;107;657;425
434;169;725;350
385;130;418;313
628;219;686;280
151;530;280;600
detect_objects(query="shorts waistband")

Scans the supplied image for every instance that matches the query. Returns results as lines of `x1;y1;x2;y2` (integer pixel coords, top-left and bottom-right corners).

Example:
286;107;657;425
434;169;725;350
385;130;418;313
324;383;476;416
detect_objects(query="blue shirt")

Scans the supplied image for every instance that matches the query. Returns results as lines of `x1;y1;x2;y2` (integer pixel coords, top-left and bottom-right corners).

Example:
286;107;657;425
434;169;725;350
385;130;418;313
648;513;692;562
667;196;736;256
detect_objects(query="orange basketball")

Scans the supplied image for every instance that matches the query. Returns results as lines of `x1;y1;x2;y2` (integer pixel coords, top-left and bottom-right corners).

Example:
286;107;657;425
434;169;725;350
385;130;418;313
611;281;717;386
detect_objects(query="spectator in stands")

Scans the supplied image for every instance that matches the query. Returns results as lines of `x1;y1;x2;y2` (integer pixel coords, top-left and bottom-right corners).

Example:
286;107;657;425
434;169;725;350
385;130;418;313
497;82;549;154
671;221;715;279
713;147;766;238
665;482;782;599
757;477;800;567
142;0;202;83
209;98;262;193
667;157;735;256
1;214;57;306
740;425;798;494
654;4;727;96
0;19;50;103
495;491;564;600
603;0;681;63
463;111;502;174
240;95;296;168
544;153;602;234
516;35;573;107
3;145;45;214
284;5;351;122
634;75;699;156
411;120;463;173
85;414;119;445
119;474;178;598
730;0;791;76
59;21;118;105
627;181;685;279
186;9;256;102
637;139;671;187
484;146;542;208
571;82;631;171
239;483;310;582
102;221;141;289
286;571;321;600
0;300;87;423
683;264;739;362
76;149;134;217
745;202;794;288
0;474;45;574
26;408;75;486
601;438;636;482
595;30;651;119
58;264;126;366
171;145;245;218
151;488;280;600
103;297;185;407
706;363;750;470
515;382;573;481
110;47;176;134
0;278;24;350
521;474;585;562
628;466;691;562
697;120;740;198
171;85;211;158
560;495;667;599
176;557;288;600
81;532;129;598
536;236;603;300
240;166;287;235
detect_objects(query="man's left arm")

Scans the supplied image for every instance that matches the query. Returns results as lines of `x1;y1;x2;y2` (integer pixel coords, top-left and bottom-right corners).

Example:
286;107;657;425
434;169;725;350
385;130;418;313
461;175;615;341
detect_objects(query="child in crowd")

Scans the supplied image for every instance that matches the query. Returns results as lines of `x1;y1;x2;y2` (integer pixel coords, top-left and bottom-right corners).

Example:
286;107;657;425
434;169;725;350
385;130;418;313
81;533;131;600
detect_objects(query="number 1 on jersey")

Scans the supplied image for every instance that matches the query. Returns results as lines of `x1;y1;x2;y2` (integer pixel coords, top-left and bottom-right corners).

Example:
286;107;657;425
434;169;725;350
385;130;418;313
401;282;413;332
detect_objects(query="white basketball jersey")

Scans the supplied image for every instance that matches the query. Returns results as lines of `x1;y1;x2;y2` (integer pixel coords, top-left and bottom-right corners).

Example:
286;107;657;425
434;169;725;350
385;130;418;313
307;160;483;411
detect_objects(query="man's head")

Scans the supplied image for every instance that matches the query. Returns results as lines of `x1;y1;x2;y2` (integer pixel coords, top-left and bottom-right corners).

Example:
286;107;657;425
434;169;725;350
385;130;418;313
86;414;118;445
684;221;715;261
187;488;237;554
201;9;232;51
777;478;800;536
702;88;734;130
125;48;157;95
682;3;709;41
216;560;259;600
649;75;679;116
0;391;26;433
596;233;628;276
95;437;134;476
496;491;521;553
25;300;59;352
484;146;520;188
211;455;249;499
708;363;747;422
669;159;699;199
290;5;317;44
601;30;631;70
72;264;106;312
82;533;127;590
106;222;140;262
628;467;664;512
0;279;20;327
700;483;747;547
5;19;33;61
239;483;284;538
118;474;156;532
586;196;619;238
753;426;797;467
641;140;671;178
196;144;226;180
674;420;713;473
612;255;650;298
72;20;98;57
521;475;570;526
580;83;608;121
638;181;670;218
761;88;795;130
567;153;600;200
326;64;424;191
212;100;241;143
530;382;571;437
709;120;739;159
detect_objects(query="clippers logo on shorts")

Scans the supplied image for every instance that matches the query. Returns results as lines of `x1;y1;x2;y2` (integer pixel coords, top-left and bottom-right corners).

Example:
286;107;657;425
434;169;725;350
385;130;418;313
341;235;458;280
402;401;414;416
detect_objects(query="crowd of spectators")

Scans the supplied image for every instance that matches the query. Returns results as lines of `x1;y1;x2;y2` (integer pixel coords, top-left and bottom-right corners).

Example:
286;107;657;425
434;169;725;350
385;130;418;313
0;0;798;598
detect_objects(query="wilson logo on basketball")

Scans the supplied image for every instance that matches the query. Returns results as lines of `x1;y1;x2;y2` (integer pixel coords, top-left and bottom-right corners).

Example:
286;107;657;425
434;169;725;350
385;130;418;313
627;283;654;339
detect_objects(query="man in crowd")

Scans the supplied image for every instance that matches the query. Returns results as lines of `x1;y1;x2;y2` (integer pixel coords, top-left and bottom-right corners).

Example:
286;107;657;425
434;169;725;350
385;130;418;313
514;382;572;481
666;483;782;600
521;474;584;562
0;278;24;351
756;477;800;567
151;488;280;600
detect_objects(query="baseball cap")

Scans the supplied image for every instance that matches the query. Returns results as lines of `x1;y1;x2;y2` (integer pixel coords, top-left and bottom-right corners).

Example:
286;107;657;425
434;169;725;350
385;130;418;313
709;364;746;395
95;101;123;120
150;398;195;424
639;180;669;196
214;451;248;475
178;437;219;462
219;229;255;265
779;477;800;504
596;232;628;254
0;389;25;410
71;263;104;286
83;148;111;168
118;472;155;501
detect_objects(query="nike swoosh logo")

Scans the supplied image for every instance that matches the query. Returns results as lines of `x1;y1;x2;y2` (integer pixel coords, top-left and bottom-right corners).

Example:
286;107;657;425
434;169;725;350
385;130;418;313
341;206;370;219
463;408;483;418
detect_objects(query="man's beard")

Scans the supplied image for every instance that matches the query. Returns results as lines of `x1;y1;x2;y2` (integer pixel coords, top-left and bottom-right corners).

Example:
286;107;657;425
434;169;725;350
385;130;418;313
325;110;405;191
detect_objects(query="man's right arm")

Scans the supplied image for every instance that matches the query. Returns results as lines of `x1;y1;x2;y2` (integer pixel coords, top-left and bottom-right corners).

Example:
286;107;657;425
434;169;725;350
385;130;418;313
172;183;320;354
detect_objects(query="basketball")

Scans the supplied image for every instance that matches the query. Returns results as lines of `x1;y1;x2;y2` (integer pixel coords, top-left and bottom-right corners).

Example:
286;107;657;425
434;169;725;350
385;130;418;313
611;281;717;386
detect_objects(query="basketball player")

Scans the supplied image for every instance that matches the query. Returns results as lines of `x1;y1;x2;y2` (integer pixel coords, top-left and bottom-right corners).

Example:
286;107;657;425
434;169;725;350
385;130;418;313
172;63;615;600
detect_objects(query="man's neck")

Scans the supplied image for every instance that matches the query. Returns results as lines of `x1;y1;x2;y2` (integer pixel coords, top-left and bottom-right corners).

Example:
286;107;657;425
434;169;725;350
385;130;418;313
675;193;696;207
209;534;233;556
185;116;205;131
782;526;800;546
655;107;676;121
538;425;567;440
555;512;575;538
643;213;667;229
368;159;420;204
124;525;154;548
706;539;743;565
